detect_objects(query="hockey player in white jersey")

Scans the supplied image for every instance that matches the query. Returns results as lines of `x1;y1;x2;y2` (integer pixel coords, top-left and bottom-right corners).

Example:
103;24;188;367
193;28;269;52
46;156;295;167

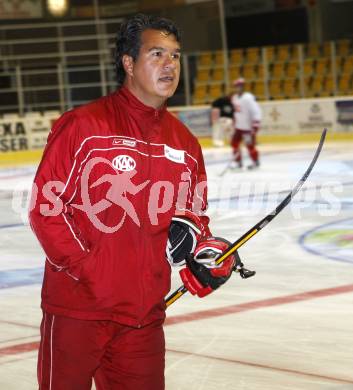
230;78;262;169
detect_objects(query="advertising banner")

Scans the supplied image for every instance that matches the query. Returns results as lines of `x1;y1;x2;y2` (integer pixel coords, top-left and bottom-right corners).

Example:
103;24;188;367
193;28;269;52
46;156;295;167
0;0;42;19
261;102;297;134
0;112;55;153
170;97;350;138
0;117;29;153
25;113;51;150
1;97;352;154
335;100;353;131
261;99;336;134
295;100;335;132
172;107;212;138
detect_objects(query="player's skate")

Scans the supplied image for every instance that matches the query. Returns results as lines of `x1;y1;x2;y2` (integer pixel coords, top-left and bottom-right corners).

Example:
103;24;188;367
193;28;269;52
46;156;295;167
229;160;243;171
247;160;260;170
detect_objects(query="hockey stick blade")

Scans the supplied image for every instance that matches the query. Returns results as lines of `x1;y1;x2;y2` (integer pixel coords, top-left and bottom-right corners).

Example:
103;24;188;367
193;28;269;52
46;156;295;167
165;129;327;308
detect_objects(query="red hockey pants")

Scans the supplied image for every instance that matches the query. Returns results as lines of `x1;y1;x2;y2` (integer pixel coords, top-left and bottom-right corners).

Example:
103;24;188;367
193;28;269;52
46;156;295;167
231;129;258;163
38;312;165;390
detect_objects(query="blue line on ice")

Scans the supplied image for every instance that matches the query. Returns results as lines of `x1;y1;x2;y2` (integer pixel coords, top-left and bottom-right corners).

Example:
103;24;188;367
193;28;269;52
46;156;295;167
0;223;43;289
0;267;43;289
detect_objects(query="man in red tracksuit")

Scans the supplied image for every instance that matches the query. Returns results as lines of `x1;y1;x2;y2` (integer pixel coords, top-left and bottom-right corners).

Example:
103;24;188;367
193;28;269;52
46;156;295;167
29;14;235;389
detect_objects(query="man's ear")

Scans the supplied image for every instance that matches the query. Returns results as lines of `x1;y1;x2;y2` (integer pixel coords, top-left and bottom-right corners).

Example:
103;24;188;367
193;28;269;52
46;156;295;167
122;55;134;77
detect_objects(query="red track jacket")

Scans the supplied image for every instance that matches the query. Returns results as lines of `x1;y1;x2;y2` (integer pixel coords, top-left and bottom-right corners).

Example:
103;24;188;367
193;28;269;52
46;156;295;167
29;86;210;327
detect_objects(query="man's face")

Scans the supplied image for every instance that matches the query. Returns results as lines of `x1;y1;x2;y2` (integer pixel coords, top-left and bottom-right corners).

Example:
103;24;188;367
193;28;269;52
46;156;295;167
235;84;244;94
124;29;181;108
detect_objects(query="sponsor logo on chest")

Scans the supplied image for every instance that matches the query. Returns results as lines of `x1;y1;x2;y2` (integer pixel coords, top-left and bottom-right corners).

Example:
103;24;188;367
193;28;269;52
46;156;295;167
112;155;136;171
164;145;185;164
112;138;137;147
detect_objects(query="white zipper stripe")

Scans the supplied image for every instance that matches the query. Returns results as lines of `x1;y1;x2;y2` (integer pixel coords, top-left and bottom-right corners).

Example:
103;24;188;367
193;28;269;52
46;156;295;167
39;312;47;388
57;159;77;199
49;315;55;390
62;213;86;251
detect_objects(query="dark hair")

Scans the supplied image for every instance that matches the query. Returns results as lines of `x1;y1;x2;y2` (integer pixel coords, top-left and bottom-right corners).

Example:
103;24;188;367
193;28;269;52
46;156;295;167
115;13;181;86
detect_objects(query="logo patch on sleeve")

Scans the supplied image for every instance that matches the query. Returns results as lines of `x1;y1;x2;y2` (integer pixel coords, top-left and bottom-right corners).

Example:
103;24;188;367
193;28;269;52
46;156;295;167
164;145;185;164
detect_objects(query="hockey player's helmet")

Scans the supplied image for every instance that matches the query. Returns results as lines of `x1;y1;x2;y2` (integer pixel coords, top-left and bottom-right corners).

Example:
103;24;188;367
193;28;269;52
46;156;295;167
233;77;245;86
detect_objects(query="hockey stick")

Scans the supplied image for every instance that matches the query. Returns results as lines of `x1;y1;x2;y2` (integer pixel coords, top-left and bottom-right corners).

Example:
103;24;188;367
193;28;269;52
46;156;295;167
219;160;232;176
165;128;327;308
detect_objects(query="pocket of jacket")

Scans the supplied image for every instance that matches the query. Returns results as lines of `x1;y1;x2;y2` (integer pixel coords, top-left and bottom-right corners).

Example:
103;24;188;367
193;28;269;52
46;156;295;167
65;246;100;282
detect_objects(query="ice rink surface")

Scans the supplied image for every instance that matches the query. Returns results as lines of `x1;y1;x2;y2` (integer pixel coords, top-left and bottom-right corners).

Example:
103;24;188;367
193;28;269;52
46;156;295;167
0;141;352;389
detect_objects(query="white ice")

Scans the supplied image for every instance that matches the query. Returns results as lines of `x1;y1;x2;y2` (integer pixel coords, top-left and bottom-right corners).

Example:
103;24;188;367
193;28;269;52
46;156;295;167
0;142;352;389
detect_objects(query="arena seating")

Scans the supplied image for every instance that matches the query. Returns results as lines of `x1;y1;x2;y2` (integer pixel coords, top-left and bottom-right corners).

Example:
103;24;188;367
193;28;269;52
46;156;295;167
193;39;353;104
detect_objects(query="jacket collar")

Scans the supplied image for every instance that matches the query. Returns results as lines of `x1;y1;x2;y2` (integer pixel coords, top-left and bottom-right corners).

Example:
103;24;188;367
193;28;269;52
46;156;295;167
116;86;167;121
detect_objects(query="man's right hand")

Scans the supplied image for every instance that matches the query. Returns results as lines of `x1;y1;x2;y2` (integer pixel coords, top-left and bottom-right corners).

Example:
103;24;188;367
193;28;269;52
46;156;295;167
179;237;236;297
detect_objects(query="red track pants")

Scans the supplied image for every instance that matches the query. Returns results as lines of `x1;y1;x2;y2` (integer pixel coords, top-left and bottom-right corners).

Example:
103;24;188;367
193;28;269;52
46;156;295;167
38;312;165;390
231;129;259;164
